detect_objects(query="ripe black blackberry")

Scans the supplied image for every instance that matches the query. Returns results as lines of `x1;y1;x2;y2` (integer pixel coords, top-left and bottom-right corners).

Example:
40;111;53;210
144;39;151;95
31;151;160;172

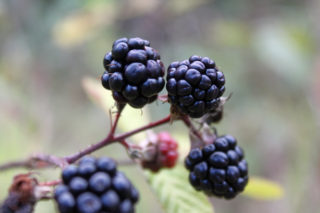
185;135;248;199
101;37;165;108
54;156;139;213
166;55;225;118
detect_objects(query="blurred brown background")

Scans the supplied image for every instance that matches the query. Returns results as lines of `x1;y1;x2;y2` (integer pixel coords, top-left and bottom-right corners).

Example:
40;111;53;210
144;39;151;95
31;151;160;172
1;0;320;212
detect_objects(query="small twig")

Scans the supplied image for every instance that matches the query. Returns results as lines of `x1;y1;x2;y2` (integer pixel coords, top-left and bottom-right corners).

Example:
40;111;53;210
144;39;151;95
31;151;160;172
115;115;171;141
39;179;62;187
0;115;171;171
120;139;144;160
0;114;172;172
120;140;142;150
108;109;113;130
65;115;172;164
31;154;67;168
120;140;130;149
0;154;67;172
109;111;121;136
0;159;33;171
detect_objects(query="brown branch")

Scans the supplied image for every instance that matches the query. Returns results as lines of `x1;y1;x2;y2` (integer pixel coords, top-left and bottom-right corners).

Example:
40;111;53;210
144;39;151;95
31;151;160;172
0;154;67;172
0;113;206;173
0;113;172;172
64;115;172;164
0;159;33;171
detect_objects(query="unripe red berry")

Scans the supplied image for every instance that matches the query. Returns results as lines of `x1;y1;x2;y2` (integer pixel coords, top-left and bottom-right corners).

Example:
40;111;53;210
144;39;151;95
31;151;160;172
141;132;179;172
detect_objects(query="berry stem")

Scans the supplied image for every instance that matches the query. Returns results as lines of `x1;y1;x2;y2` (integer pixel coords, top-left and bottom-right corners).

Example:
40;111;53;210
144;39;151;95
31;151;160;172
120;140;130;149
64;136;113;164
0;115;172;170
39;179;62;186
109;111;122;137
115;115;171;142
120;140;141;150
65;115;171;164
181;115;203;141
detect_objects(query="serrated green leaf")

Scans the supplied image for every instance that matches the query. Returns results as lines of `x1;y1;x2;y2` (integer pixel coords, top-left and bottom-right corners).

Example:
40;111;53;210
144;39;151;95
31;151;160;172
243;177;284;200
147;165;214;213
82;77;150;141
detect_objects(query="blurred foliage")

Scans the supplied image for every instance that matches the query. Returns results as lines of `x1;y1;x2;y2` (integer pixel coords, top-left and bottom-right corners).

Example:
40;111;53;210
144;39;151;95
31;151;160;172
1;0;320;212
243;177;284;200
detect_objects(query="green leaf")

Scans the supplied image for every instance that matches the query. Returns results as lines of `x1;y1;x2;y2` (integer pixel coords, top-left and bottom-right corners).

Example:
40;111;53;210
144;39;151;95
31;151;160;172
147;165;214;213
82;77;150;141
243;177;284;200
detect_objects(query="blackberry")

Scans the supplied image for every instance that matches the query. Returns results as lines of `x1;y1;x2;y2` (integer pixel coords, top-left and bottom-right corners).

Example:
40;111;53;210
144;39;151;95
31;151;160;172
141;132;179;172
101;37;165;108
185;135;248;199
166;55;225;118
54;157;139;213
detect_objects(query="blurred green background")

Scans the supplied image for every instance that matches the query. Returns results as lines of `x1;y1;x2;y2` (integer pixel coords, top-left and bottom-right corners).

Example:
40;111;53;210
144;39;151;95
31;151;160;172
1;0;320;212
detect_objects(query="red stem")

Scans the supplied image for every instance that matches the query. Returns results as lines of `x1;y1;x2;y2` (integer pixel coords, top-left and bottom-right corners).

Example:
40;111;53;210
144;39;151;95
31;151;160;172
120;140;142;150
39;179;62;186
109;112;121;136
114;115;171;141
65;115;171;164
120;140;130;149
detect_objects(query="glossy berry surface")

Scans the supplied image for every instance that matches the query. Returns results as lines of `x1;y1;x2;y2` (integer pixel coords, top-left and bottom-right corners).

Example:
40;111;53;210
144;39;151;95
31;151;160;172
166;55;225;118
101;37;165;108
55;157;139;213
185;135;248;199
142;132;179;172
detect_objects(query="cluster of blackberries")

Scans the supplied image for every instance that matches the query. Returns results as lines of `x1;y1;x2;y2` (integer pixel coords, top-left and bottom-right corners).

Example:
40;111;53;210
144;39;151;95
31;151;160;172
101;37;165;108
99;37;250;200
141;132;179;172
166;56;225;118
185;135;248;199
54;157;139;213
101;37;226;120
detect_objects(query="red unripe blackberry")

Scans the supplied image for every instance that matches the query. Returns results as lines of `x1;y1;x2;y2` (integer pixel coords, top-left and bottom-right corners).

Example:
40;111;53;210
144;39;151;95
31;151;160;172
141;132;179;172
